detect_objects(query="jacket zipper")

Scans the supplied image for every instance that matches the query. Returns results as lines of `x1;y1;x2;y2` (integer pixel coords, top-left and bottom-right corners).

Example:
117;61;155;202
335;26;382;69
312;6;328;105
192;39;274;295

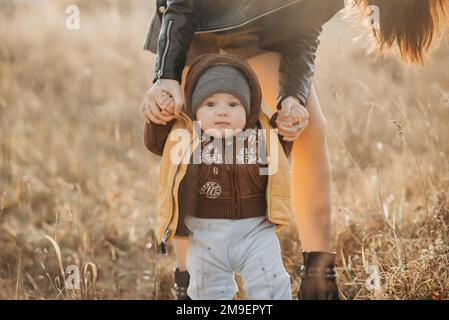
226;163;238;219
159;136;182;256
155;19;174;86
233;163;239;217
159;131;193;255
194;0;302;34
231;137;239;218
232;164;236;214
159;155;181;255
160;229;170;255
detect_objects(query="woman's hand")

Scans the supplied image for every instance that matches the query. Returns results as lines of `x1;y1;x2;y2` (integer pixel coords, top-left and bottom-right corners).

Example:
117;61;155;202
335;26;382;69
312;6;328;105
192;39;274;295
140;79;184;125
275;96;309;142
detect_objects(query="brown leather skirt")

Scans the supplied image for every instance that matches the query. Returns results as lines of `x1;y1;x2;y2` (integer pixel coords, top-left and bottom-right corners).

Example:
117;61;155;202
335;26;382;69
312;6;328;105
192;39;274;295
186;24;267;66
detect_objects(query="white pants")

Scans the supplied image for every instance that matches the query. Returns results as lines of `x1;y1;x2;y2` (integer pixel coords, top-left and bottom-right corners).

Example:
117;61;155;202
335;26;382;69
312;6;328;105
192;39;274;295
185;215;292;300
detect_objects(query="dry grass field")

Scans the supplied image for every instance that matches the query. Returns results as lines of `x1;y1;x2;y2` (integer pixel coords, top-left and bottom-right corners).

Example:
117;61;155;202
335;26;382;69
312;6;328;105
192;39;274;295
0;0;448;300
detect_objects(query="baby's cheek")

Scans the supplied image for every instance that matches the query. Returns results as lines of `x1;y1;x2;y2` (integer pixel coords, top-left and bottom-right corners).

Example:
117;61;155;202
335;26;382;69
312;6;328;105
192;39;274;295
235;114;247;130
195;113;211;131
200;120;214;132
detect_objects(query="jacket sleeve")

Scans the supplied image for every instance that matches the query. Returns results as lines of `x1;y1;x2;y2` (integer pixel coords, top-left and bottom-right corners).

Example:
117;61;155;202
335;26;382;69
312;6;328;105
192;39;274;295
269;112;294;158
153;0;196;84
270;27;322;109
143;120;176;156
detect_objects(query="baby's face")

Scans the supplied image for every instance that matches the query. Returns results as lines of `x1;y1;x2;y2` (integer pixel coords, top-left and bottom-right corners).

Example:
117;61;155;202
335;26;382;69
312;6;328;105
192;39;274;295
195;93;247;138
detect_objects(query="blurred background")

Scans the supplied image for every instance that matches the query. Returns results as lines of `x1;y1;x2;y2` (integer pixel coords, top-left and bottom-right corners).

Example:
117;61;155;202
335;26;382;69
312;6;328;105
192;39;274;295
0;0;448;299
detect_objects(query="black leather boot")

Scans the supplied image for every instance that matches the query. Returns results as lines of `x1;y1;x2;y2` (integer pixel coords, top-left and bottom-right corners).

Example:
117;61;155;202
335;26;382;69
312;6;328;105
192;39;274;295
173;268;191;300
297;251;340;300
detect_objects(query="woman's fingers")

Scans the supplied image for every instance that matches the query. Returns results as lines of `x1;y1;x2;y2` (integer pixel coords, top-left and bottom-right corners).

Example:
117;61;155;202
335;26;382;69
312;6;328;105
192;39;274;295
166;99;175;110
148;97;174;125
281;127;302;141
160;110;171;117
154;93;166;111
162;96;174;107
277;128;299;140
160;109;177;121
155;94;167;109
285;122;307;141
288;106;309;139
141;86;166;124
141;100;165;125
142;84;180;123
275;118;308;142
279;104;292;121
290;105;309;124
154;91;178;123
151;101;176;124
152;97;178;122
283;136;297;142
156;92;175;112
155;79;184;116
276;120;301;135
293;119;309;131
140;99;154;123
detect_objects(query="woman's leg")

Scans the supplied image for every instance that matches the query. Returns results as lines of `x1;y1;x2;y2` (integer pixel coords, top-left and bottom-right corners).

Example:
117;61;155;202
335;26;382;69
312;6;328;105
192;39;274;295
174;239;189;271
247;52;332;252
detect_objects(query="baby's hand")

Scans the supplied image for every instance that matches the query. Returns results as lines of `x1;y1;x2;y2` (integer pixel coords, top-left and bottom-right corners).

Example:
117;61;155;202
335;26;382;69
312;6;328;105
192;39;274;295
275;97;309;142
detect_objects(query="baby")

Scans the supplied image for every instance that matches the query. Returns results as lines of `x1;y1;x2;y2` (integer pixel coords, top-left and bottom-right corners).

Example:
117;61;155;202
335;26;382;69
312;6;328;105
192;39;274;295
145;53;299;300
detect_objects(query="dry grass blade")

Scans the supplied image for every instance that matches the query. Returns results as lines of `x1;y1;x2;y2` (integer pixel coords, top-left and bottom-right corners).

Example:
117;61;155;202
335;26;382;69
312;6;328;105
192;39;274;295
43;235;66;290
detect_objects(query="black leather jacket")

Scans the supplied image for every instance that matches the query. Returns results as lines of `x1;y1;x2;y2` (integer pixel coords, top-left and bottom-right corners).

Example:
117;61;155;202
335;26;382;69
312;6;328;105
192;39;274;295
144;0;344;106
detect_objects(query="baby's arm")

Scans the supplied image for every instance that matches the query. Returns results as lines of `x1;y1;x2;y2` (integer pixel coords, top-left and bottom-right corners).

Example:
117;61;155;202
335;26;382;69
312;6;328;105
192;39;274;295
144;119;176;156
269;112;294;158
144;92;177;156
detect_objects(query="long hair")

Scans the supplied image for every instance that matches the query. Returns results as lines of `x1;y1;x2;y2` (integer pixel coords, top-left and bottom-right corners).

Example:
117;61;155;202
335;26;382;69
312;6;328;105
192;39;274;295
353;0;449;63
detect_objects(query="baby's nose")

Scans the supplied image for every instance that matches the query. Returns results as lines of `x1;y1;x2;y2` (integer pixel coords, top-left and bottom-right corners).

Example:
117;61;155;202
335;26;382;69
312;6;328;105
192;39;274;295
216;107;229;117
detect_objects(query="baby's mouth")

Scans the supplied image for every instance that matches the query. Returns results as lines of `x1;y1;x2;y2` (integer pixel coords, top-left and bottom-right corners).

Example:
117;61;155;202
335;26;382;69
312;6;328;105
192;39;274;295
214;121;231;126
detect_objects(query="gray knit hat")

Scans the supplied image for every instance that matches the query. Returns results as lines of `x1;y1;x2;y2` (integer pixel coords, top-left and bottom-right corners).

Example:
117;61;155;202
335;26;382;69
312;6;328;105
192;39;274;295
188;64;251;120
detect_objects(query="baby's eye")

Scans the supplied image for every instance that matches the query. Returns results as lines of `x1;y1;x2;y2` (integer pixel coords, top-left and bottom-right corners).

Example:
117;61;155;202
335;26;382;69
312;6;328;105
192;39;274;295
206;102;215;107
229;102;239;107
